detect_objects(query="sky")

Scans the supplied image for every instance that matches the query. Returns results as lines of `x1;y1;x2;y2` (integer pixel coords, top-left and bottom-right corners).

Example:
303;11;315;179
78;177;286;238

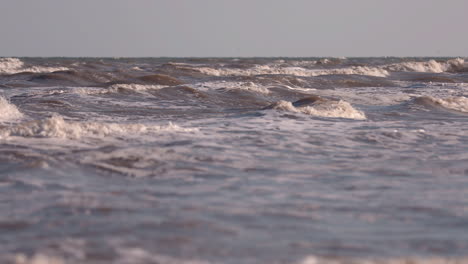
1;0;467;57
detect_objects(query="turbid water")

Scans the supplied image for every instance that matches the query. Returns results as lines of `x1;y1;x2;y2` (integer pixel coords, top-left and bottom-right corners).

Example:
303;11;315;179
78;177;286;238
1;57;468;264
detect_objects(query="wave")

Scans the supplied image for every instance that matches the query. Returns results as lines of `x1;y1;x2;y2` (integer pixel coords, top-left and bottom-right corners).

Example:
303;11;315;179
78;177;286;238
191;58;466;78
414;95;468;113
193;81;270;94
7;251;212;264
137;74;184;86
384;58;466;73
0;58;69;75
266;96;366;120
73;84;168;95
0;58;25;74
299;256;468;264
7;253;466;264
0;96;23;122
195;65;390;78
108;83;167;93
0;115;198;139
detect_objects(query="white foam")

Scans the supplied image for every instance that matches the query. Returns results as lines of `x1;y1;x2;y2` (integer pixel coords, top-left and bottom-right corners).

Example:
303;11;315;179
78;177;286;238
299;255;468;264
1;115;198;139
73;87;110;95
422;95;468;113
289;60;318;67
309;87;412;106
13;254;64;264
115;247;211;264
195;65;389;78
0;96;23;122
385;58;465;73
327;66;389;77
269;99;366;120
108;83;167;93
26;65;71;73
194;58;465;78
0;58;69;74
73;84;167;95
7;253;467;264
0;58;25;74
194;81;270;94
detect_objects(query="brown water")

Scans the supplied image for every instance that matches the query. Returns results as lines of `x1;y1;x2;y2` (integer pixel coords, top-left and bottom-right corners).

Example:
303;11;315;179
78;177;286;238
1;57;468;264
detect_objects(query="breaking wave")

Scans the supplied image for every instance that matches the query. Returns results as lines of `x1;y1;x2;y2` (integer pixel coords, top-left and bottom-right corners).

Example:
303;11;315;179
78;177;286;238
193;81;270;94
195;65;390;78
267;99;366;120
7;250;212;264
415;95;468;113
0;58;25;74
384;58;465;73
73;84;167;95
108;83;167;93
192;58;466;78
0;115;198;139
0;96;23;122
0;58;69;75
10;254;64;264
299;256;468;264
7;253;467;264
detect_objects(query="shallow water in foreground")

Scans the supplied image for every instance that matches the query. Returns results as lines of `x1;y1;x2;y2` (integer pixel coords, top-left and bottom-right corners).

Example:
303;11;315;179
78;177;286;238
1;57;468;264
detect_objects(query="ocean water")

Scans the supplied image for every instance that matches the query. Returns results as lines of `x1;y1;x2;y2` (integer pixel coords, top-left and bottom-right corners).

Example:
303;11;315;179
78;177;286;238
0;57;468;264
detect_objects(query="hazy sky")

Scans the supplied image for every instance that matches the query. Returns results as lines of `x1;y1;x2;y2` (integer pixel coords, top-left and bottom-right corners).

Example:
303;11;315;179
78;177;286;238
1;0;467;57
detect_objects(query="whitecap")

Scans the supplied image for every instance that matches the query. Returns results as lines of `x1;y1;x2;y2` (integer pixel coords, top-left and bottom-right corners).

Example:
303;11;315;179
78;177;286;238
0;96;23;122
195;65;389;78
1;115;198;139
299;255;468;264
0;58;69;74
268;99;366;120
419;95;468;113
108;83;167;93
384;58;465;73
194;81;270;94
73;84;167;95
0;58;25;74
12;254;64;264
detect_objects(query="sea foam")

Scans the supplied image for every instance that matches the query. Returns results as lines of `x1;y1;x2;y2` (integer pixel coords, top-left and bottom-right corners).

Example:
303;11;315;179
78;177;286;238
0;58;25;74
420;95;468;113
0;58;69;74
1;115;198;139
108;83;167;93
384;58;465;73
194;81;270;94
299;255;468;264
269;99;366;120
0;96;23;122
193;58;466;78
12;254;64;264
196;65;390;78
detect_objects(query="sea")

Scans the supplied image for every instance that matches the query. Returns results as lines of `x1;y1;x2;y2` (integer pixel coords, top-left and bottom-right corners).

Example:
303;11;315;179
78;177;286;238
0;57;467;264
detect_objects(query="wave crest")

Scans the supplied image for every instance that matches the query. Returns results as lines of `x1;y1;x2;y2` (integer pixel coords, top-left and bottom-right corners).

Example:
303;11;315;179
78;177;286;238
108;83;166;93
0;58;24;74
299;256;468;264
194;81;270;94
193;58;466;78
268;99;366;120
385;58;465;73
0;96;23;122
0;58;69;75
416;95;468;113
195;65;389;78
1;115;198;139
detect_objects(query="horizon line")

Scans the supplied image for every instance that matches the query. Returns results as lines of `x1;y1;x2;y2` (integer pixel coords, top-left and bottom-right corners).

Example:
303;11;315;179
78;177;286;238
1;55;466;59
